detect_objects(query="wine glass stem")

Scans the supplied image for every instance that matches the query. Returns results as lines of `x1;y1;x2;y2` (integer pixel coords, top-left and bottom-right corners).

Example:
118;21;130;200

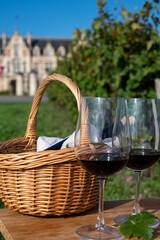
132;170;141;215
95;177;107;229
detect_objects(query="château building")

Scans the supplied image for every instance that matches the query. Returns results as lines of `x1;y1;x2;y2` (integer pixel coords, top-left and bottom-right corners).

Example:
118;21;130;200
0;30;72;96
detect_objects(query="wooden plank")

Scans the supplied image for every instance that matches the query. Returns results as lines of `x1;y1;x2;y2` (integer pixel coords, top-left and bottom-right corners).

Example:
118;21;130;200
0;199;159;240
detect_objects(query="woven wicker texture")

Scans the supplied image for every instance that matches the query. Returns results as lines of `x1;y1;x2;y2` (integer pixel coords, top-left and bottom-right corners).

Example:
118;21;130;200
0;73;99;216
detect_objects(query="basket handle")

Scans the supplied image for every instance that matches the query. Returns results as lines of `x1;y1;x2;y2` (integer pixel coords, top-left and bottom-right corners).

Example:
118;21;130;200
25;73;83;139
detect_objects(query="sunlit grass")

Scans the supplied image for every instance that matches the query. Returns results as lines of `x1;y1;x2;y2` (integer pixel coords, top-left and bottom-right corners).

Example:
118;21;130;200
0;101;75;143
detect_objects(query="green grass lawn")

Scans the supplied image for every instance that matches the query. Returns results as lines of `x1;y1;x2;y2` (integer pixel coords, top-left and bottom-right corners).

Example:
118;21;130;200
0;101;76;142
0;101;159;210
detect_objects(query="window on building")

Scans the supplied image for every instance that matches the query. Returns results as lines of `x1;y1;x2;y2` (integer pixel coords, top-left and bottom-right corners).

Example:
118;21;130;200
14;44;19;56
34;63;39;73
58;46;66;56
45;63;53;72
43;44;54;56
23;62;26;72
7;62;10;73
33;46;40;56
13;59;20;73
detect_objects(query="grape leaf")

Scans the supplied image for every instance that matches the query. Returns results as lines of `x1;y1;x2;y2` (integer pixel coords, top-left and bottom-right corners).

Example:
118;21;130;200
120;211;159;240
120;221;133;239
132;223;153;240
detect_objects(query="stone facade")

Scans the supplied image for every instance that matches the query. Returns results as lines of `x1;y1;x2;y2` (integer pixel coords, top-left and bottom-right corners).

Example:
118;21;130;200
0;31;72;96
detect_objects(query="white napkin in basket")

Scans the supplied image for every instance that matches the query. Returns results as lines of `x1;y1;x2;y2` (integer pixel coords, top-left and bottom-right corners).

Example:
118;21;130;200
37;124;120;152
37;136;63;152
37;124;98;151
37;132;80;151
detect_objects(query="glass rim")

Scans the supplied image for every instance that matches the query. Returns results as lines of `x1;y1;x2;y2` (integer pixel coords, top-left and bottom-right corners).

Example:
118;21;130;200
126;97;157;100
83;97;125;100
83;97;158;101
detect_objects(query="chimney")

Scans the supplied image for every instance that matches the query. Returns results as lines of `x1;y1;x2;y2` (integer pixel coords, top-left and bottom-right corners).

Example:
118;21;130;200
27;32;31;46
2;31;6;48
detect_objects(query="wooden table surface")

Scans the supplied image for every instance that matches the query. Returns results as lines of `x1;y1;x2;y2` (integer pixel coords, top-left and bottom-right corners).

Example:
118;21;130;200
0;198;159;240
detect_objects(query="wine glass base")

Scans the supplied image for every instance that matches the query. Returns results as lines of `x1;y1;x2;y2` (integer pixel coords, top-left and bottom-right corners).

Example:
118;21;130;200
149;219;159;228
75;225;124;240
114;214;159;228
114;214;130;225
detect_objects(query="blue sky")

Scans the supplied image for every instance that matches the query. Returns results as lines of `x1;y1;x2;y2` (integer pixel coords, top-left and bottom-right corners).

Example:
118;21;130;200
0;0;151;38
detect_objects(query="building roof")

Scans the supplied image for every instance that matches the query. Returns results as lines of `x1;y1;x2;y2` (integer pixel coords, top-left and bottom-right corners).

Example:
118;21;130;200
0;35;73;55
30;38;72;50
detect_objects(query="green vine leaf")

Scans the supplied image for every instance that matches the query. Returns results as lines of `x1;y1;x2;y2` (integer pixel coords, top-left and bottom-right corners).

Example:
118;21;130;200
120;211;159;240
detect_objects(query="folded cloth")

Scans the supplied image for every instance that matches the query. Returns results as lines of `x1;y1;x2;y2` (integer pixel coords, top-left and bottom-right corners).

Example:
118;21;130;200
37;124;120;152
103;137;120;147
37;136;64;152
37;132;77;151
37;124;96;152
61;132;75;149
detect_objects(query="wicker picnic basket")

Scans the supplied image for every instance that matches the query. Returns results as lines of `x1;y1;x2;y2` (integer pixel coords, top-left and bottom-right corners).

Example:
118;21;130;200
0;73;99;216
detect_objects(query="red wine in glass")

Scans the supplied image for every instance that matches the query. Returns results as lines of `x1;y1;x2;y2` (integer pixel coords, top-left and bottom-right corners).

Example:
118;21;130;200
77;152;128;177
127;148;160;170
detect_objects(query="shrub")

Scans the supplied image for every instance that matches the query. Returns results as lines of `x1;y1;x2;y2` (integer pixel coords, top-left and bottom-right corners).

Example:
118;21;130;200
47;0;160;118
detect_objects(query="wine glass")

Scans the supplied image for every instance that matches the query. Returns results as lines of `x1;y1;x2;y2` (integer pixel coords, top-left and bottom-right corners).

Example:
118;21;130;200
114;98;160;228
74;97;130;240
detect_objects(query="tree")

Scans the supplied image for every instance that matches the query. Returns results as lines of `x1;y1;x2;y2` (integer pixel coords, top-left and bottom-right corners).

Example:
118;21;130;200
47;0;160;114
